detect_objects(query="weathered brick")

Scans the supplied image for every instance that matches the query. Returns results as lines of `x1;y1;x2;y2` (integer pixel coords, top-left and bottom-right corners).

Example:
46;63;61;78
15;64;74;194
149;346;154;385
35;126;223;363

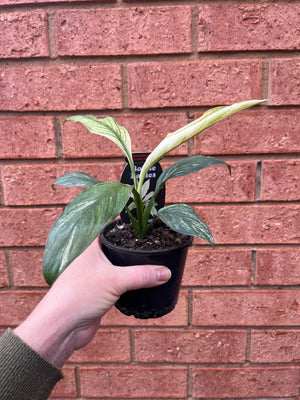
0;291;44;326
195;205;300;244
57;6;191;56
193;367;300;398
261;160;300;201
50;367;76;397
250;330;300;363
0;65;122;111
193;290;300;326
1;163;123;206
80;366;187;398
0;117;56;159
128;60;262;108
198;4;300;51
183;249;251;286
256;249;300;285
194;110;300;155
102;290;188;327
0;208;62;246
270;59;300;105
69;329;130;363
11;250;46;287
164;160;256;203
0;0;110;3
62;113;188;158
135;329;247;363
0;11;49;58
0;251;9;287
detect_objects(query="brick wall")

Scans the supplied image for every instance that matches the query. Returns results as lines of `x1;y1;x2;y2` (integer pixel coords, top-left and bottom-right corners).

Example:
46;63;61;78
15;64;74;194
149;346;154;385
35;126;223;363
0;1;299;399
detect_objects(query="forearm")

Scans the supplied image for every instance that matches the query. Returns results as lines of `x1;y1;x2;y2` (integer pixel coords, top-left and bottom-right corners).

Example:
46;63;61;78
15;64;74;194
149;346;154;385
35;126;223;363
0;329;63;400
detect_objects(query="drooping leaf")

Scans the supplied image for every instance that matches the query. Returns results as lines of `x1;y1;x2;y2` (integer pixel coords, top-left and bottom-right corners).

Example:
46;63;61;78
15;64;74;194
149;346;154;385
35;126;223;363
63;115;133;165
154;155;230;196
157;203;214;245
54;172;102;188
43;182;132;285
138;99;267;192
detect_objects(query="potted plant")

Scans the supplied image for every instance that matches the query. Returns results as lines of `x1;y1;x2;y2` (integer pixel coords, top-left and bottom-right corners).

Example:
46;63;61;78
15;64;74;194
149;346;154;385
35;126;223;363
43;99;266;318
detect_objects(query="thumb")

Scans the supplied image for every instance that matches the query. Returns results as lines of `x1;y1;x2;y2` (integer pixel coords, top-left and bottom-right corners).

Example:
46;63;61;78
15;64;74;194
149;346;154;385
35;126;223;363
116;264;172;293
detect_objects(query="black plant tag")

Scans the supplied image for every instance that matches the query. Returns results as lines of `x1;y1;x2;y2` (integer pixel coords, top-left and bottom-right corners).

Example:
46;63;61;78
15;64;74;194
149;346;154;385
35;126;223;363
120;152;165;223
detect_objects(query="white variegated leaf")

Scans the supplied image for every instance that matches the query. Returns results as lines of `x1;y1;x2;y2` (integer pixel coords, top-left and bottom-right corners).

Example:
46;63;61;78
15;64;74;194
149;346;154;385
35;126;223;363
138;99;267;192
158;203;214;245
63;115;133;164
43;182;132;285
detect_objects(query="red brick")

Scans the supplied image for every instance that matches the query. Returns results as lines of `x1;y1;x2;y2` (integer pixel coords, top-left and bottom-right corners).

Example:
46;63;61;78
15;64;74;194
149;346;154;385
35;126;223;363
135;329;247;363
194;110;300;155
0;0;111;3
165;160;256;203
0;291;44;326
195;205;300;245
11;250;46;287
193;290;300;326
57;7;191;56
128;60;262;108
198;4;300;51
183;249;251;286
270;59;300;105
0;117;56;159
250;330;300;363
0;208;63;246
80;366;187;398
102;290;188;327
50;367;76;397
256;248;300;285
193;367;300;398
0;11;49;58
1;163;123;206
62;113;188;158
261;160;300;201
0;65;122;111
69;329;130;363
0;251;9;287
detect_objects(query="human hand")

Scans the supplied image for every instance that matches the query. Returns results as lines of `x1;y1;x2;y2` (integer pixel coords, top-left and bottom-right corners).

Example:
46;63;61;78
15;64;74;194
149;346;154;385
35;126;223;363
14;238;171;368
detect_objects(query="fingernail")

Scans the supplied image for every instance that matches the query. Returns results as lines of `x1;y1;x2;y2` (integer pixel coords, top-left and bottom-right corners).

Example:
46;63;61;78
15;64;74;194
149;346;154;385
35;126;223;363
156;267;172;283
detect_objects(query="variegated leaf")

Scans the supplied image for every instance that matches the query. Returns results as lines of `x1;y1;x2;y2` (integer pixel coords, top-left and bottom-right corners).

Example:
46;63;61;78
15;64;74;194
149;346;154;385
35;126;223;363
54;172;102;188
43;182;132;285
154;155;230;196
158;203;214;245
63;115;133;164
138;99;267;192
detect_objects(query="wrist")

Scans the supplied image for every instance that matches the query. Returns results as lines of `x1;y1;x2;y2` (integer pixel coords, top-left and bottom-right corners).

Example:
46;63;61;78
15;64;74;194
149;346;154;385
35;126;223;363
14;295;76;368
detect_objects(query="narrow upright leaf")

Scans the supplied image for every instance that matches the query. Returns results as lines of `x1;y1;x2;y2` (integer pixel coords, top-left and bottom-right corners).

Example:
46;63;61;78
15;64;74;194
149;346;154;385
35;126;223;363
158;204;214;245
138;99;267;192
43;182;132;285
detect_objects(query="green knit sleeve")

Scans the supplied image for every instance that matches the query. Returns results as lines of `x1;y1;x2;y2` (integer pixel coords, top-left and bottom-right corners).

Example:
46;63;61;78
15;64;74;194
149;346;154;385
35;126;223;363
0;329;63;400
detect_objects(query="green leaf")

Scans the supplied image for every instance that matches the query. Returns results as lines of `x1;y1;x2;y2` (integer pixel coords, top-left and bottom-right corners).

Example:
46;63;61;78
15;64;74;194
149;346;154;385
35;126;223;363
138;99;267;192
157;203;214;245
43;182;132;285
64;115;133;164
54;172;102;188
154;155;230;196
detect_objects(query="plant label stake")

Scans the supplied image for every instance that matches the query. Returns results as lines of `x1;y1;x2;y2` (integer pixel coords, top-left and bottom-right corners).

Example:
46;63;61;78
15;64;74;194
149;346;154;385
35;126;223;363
120;152;165;223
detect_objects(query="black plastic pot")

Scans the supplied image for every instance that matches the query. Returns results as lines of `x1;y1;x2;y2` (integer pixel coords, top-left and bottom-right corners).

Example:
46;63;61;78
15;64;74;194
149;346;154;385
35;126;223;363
100;220;193;319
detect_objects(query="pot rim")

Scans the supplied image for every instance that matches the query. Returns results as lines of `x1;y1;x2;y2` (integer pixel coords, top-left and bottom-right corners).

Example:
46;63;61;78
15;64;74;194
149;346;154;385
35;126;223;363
100;219;193;256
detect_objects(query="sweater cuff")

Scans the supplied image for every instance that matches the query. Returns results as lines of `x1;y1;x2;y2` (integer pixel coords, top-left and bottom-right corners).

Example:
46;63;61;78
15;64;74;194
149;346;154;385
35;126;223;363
0;329;63;400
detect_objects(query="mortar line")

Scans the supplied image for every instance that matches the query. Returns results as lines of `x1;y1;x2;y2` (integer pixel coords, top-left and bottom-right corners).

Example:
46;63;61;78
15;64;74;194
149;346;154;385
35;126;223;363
255;160;262;201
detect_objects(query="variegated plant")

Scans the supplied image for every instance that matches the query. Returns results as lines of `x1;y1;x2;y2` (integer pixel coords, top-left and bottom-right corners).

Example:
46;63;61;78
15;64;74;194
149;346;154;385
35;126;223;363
43;99;266;285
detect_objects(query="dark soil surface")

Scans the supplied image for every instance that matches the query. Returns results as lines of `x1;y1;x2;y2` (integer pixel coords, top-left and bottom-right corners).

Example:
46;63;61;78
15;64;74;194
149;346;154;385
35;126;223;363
103;219;192;251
